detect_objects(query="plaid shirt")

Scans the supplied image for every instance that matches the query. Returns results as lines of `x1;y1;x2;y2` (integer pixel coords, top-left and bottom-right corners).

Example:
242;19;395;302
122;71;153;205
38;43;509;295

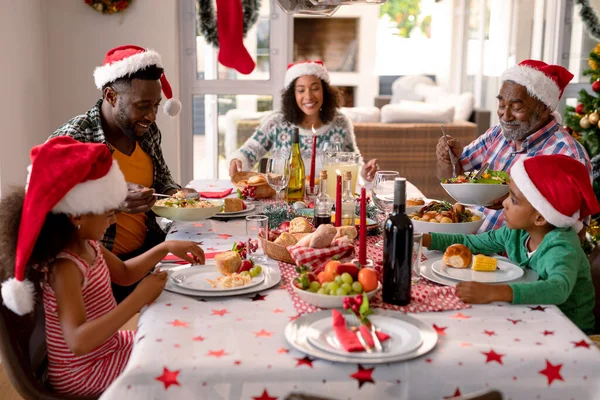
49;99;180;251
459;118;592;232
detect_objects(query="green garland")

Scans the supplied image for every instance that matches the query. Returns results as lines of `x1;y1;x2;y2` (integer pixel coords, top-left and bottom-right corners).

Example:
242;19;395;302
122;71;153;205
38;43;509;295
576;0;600;41
197;0;260;48
262;203;298;230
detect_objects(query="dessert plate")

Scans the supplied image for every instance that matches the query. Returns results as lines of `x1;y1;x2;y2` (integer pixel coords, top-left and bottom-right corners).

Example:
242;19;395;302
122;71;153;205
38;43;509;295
172;265;264;292
218;204;256;216
431;257;524;283
306;314;423;359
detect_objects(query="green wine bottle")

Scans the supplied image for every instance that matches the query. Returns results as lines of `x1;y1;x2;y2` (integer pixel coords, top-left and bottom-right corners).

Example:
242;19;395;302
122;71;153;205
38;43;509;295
285;128;305;203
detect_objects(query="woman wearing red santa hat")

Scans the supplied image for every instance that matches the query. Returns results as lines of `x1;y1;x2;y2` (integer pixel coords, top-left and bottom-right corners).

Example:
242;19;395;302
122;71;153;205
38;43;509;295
228;60;379;182
423;154;599;333
0;137;205;396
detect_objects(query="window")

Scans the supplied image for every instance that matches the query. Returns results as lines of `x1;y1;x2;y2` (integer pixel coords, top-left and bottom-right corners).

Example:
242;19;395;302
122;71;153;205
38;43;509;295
180;0;291;182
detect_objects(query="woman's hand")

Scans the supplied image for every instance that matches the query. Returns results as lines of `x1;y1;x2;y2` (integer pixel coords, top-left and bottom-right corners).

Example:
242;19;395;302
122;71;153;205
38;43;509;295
164;241;205;265
362;159;379;182
133;271;168;305
456;282;513;304
229;159;243;177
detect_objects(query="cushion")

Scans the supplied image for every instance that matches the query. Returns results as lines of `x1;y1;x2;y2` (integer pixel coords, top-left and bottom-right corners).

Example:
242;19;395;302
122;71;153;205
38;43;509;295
380;101;455;123
340;107;381;123
422;89;474;121
391;75;436;103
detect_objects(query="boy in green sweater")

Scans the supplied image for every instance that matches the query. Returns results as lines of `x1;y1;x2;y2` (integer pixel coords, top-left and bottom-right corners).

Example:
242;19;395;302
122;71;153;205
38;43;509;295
422;154;599;333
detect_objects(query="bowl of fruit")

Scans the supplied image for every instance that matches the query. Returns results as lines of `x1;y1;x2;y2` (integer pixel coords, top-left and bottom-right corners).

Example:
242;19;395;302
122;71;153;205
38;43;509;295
291;260;381;309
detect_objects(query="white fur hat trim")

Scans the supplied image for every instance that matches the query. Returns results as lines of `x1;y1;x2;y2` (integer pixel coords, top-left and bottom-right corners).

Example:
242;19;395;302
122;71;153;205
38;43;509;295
94;49;163;89
284;62;330;89
501;65;561;111
1;278;35;316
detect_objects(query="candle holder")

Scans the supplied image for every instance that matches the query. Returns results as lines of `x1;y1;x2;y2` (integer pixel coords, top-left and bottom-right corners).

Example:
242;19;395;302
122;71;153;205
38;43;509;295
305;183;319;204
352;258;374;269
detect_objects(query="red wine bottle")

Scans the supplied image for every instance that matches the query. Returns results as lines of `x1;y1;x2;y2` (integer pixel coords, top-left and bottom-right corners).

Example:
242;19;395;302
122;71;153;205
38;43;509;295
382;177;413;306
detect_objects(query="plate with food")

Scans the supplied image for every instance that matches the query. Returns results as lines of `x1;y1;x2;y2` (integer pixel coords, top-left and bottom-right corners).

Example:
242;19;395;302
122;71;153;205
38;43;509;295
217;198;256;216
152;192;223;221
441;169;510;206
430;244;524;283
409;201;484;234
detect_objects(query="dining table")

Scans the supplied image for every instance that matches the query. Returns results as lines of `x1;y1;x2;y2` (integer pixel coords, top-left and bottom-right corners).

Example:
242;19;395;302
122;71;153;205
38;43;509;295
100;180;600;400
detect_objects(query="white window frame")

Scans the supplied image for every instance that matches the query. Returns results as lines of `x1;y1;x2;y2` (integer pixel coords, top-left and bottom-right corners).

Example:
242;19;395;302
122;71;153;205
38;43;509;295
178;0;292;183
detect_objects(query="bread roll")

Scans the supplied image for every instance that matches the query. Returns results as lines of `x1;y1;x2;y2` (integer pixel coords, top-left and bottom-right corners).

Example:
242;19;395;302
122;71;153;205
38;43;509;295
289;217;313;234
309;224;337;248
248;175;267;185
215;251;242;275
274;232;298;247
407;198;425;207
334;225;358;241
443;244;472;269
224;198;244;212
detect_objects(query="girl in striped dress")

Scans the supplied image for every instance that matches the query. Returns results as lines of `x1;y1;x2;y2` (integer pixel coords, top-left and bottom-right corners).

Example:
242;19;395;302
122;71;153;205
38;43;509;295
0;137;205;396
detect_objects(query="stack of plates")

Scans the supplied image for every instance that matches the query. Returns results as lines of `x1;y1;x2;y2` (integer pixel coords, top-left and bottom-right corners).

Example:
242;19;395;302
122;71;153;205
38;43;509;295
419;254;539;286
285;310;438;364
164;262;281;298
211;204;257;219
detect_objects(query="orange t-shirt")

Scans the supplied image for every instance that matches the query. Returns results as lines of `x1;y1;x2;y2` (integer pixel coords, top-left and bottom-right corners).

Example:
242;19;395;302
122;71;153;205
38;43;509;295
112;144;154;255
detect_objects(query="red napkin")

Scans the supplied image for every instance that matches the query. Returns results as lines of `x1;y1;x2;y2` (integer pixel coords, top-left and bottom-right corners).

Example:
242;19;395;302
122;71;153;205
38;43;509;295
331;309;390;352
287;241;355;271
161;252;219;264
199;188;233;198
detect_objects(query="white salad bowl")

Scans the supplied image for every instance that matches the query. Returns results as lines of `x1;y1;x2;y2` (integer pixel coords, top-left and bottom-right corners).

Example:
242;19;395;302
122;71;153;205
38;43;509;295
441;183;509;207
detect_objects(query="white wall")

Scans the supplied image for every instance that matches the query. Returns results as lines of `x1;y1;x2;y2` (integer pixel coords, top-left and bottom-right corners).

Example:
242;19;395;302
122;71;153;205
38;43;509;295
0;0;51;194
46;0;182;182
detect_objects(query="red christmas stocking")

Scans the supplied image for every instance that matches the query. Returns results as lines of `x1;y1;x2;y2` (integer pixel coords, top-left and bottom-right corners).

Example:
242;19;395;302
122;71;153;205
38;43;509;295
216;0;256;75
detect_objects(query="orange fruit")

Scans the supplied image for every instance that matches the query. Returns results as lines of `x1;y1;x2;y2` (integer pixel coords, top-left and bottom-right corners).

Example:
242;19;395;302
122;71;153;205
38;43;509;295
317;271;335;285
324;260;341;276
358;268;379;292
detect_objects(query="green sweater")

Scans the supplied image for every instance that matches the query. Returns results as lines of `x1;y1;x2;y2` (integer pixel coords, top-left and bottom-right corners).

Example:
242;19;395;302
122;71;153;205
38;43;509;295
431;227;595;333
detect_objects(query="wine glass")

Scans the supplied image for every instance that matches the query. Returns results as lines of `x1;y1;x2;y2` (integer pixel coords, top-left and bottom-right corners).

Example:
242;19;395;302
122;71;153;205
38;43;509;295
372;171;400;247
265;156;290;204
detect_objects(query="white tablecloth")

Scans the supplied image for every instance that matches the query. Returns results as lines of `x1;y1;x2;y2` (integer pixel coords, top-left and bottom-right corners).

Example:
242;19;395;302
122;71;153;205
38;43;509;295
100;181;600;400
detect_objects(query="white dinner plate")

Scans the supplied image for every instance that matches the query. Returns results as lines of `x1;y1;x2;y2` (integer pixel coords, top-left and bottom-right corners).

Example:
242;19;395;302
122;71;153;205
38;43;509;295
172;265;265;292
164;264;281;298
431;257;524;283
306;314;423;359
218;204;256;216
286;310;437;364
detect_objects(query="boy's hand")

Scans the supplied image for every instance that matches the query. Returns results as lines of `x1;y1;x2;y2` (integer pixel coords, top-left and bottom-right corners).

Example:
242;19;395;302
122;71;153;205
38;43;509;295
134;271;168;304
456;282;513;304
165;241;205;265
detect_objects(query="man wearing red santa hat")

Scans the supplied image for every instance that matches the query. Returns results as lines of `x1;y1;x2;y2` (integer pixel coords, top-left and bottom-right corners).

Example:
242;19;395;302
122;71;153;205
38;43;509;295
436;60;592;234
49;45;194;302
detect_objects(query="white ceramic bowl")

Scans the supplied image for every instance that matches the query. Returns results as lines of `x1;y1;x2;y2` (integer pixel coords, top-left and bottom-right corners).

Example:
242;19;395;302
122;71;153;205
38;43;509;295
411;209;485;234
441;183;509;207
152;200;224;221
292;282;381;309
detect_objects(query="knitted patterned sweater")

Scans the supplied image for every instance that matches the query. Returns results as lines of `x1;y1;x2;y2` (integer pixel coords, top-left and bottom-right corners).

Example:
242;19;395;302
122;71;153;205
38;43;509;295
230;111;364;173
430;227;595;333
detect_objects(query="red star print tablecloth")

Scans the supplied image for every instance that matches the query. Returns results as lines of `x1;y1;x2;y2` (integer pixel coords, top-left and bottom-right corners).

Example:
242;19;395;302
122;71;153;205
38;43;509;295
99;181;600;400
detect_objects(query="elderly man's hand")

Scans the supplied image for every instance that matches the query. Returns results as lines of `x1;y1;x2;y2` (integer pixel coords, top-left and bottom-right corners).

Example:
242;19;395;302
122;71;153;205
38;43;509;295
436;135;463;166
362;158;379;182
120;183;156;214
485;194;508;210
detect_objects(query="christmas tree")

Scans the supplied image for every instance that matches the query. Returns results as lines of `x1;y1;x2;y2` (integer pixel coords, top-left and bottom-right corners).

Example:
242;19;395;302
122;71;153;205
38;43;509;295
564;42;600;249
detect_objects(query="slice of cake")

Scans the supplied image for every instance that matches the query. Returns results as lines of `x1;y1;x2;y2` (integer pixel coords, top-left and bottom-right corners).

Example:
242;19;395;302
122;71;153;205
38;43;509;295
224;198;245;212
471;255;498;272
215;251;242;275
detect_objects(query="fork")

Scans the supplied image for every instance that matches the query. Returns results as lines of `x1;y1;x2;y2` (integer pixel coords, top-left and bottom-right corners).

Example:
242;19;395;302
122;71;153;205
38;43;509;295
368;321;384;352
441;125;457;178
347;314;374;353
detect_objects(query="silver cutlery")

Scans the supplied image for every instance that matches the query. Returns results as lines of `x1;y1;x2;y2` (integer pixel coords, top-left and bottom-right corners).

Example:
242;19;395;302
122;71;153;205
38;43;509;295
472;162;490;180
347;314;376;353
441;125;458;178
369;321;384;352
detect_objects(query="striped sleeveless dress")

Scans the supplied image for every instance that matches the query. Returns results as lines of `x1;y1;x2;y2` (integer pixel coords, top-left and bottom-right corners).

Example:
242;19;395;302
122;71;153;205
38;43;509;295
42;240;134;396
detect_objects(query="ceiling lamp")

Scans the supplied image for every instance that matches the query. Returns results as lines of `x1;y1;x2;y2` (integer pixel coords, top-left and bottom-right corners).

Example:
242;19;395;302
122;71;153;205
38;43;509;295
276;0;340;16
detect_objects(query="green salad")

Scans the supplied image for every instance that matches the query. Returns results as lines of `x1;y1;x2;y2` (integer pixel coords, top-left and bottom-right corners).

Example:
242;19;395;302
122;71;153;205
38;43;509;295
442;169;509;185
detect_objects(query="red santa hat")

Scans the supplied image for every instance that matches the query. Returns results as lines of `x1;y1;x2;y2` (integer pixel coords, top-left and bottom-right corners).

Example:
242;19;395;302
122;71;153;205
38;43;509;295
284;60;330;89
1;137;127;315
93;45;181;117
500;59;574;112
510;154;599;232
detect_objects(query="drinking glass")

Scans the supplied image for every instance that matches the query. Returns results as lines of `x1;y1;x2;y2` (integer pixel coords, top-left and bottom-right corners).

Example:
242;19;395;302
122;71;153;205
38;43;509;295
265;157;290;204
246;215;269;264
372;171;400;247
412;232;423;285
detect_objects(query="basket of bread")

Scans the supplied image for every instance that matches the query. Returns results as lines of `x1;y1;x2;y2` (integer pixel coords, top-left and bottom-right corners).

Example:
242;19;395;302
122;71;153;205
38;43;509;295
259;217;357;268
231;171;276;199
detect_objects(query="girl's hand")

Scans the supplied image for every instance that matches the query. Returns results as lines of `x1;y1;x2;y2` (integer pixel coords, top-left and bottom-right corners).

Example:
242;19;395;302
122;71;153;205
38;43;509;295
165;241;205;265
362;158;379;182
456;282;513;304
229;159;243;177
134;271;168;304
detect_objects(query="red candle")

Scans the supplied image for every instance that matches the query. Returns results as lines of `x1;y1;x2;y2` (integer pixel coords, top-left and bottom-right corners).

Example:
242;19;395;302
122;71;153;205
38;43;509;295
359;187;367;265
335;173;342;227
309;131;317;189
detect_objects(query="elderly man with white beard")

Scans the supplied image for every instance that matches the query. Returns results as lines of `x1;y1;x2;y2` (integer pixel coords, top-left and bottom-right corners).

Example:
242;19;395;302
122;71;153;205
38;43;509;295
436;60;592;233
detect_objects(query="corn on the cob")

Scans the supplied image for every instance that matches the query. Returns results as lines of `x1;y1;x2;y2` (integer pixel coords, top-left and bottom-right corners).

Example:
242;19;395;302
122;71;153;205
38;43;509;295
471;255;497;271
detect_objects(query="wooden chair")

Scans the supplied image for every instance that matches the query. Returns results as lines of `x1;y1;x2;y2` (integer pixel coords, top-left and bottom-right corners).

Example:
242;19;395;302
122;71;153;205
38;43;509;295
0;301;97;400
